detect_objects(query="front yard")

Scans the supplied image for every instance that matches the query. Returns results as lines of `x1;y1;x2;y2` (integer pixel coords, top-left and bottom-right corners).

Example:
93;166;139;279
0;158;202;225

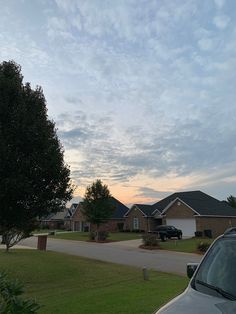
49;231;142;242
0;250;188;314
48;231;214;254
159;237;214;253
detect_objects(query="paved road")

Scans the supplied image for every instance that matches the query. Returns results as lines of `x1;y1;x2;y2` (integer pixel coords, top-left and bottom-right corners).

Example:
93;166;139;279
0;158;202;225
20;237;202;276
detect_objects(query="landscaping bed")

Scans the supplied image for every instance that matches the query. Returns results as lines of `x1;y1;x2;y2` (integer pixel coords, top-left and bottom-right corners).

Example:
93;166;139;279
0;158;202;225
0;250;188;314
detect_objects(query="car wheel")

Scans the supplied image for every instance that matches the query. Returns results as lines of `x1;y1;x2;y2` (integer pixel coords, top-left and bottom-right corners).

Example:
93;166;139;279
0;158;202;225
161;234;167;242
178;234;182;240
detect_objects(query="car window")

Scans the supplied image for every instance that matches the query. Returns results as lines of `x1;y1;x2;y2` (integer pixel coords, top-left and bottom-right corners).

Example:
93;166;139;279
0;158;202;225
193;238;236;298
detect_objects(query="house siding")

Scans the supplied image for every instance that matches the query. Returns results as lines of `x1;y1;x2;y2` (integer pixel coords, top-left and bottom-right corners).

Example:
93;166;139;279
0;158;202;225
90;219;125;232
66;203;126;232
196;217;236;238
64;204;89;231
124;206;148;231
164;201;196;218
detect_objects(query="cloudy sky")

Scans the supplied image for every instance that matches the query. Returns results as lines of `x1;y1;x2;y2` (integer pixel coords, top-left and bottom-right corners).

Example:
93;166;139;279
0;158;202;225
1;0;236;205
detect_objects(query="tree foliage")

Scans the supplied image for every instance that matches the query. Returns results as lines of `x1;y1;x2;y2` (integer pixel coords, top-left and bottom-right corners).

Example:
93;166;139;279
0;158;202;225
82;180;114;239
0;272;40;313
227;195;236;208
0;61;73;250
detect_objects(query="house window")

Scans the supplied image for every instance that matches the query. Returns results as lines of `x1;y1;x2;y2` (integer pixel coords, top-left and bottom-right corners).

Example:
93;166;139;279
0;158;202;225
133;217;139;230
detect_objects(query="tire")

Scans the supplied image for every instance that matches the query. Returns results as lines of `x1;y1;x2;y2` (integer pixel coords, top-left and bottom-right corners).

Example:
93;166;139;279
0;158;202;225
178;234;182;240
161;234;167;242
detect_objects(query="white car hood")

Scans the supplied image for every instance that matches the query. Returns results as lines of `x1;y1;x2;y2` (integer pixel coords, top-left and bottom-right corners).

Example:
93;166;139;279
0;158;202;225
155;286;236;314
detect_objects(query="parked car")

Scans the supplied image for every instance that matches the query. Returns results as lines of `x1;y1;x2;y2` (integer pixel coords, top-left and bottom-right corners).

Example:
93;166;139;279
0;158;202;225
154;225;182;241
154;227;236;313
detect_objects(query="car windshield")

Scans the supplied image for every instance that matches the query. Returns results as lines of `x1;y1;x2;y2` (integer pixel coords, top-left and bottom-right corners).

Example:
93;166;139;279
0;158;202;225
193;238;236;300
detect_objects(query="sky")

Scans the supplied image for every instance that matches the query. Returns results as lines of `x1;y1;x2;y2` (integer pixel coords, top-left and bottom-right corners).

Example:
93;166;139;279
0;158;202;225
1;0;236;206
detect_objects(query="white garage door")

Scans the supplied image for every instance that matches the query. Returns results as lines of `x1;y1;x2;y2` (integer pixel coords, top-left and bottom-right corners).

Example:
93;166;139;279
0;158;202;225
166;218;196;237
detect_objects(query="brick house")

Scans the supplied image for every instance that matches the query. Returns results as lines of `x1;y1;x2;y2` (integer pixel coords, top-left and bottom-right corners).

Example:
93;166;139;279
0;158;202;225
124;191;236;237
40;208;67;229
64;197;129;232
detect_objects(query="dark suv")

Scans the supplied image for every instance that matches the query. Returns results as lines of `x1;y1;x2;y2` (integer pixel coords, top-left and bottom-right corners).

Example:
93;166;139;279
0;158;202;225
155;227;236;313
155;225;182;241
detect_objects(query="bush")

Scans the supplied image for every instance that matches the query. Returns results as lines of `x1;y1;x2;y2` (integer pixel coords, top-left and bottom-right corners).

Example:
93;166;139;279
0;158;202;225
195;231;203;237
89;231;109;241
197;241;211;253
41;224;49;230
142;234;159;247
117;223;124;232
0;272;40;313
98;231;109;241
89;232;96;241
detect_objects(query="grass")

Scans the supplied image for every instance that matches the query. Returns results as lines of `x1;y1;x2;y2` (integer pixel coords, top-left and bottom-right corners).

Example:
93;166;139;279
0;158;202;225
159;237;214;253
49;231;142;242
33;229;62;235
0;250;188;314
49;231;213;254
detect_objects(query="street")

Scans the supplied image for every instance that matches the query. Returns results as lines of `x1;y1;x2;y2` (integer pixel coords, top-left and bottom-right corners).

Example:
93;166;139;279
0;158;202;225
20;236;202;276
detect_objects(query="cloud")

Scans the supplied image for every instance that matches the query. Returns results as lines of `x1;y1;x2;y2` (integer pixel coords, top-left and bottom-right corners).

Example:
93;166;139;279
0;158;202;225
1;0;236;203
56;99;236;196
198;38;214;51
214;0;225;9
134;187;171;203
213;15;230;29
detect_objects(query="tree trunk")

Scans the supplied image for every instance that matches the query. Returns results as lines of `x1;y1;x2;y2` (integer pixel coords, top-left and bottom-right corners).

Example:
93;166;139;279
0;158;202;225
95;224;100;242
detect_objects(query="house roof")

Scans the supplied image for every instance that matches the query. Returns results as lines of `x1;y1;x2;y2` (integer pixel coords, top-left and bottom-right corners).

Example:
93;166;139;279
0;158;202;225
153;190;236;217
42;208;67;221
110;197;129;219
134;204;155;217
65;203;79;218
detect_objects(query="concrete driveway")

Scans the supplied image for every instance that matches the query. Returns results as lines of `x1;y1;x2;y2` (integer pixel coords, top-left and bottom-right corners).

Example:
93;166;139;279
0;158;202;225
20;236;202;276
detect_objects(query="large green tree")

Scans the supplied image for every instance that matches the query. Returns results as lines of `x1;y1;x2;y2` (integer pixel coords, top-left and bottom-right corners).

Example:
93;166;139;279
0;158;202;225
0;61;73;251
82;179;114;241
227;195;236;208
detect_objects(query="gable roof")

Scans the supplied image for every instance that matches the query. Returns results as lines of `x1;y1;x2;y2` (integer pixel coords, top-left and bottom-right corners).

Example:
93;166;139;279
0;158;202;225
153;190;236;217
42;208;67;221
110;197;129;219
65;198;128;220
65;203;79;218
136;204;156;216
124;204;155;217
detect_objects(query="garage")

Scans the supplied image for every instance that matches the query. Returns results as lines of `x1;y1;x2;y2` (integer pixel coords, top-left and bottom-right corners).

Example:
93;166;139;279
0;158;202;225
166;218;196;237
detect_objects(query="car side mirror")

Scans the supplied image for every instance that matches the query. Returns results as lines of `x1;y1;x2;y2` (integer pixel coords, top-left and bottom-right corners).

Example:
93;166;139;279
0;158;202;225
187;263;199;279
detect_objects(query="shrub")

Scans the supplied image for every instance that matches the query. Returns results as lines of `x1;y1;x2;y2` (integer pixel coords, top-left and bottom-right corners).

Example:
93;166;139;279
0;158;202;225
117;223;124;232
98;231;109;241
0;272;40;313
89;232;96;241
89;231;109;241
197;241;211;253
142;234;159;247
195;231;203;237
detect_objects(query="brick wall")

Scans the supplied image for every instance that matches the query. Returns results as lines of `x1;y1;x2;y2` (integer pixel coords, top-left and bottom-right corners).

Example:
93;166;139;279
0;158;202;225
196;217;236;238
90;219;125;232
165;200;195;218
124;206;149;232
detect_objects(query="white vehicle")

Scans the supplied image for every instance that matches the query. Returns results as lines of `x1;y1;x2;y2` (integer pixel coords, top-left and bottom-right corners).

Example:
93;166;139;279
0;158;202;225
155;228;236;313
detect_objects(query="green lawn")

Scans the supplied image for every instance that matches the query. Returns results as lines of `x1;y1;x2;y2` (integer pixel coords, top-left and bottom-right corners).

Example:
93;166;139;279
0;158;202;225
0;250;188;314
159;237;214;253
49;231;142;242
49;232;213;254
